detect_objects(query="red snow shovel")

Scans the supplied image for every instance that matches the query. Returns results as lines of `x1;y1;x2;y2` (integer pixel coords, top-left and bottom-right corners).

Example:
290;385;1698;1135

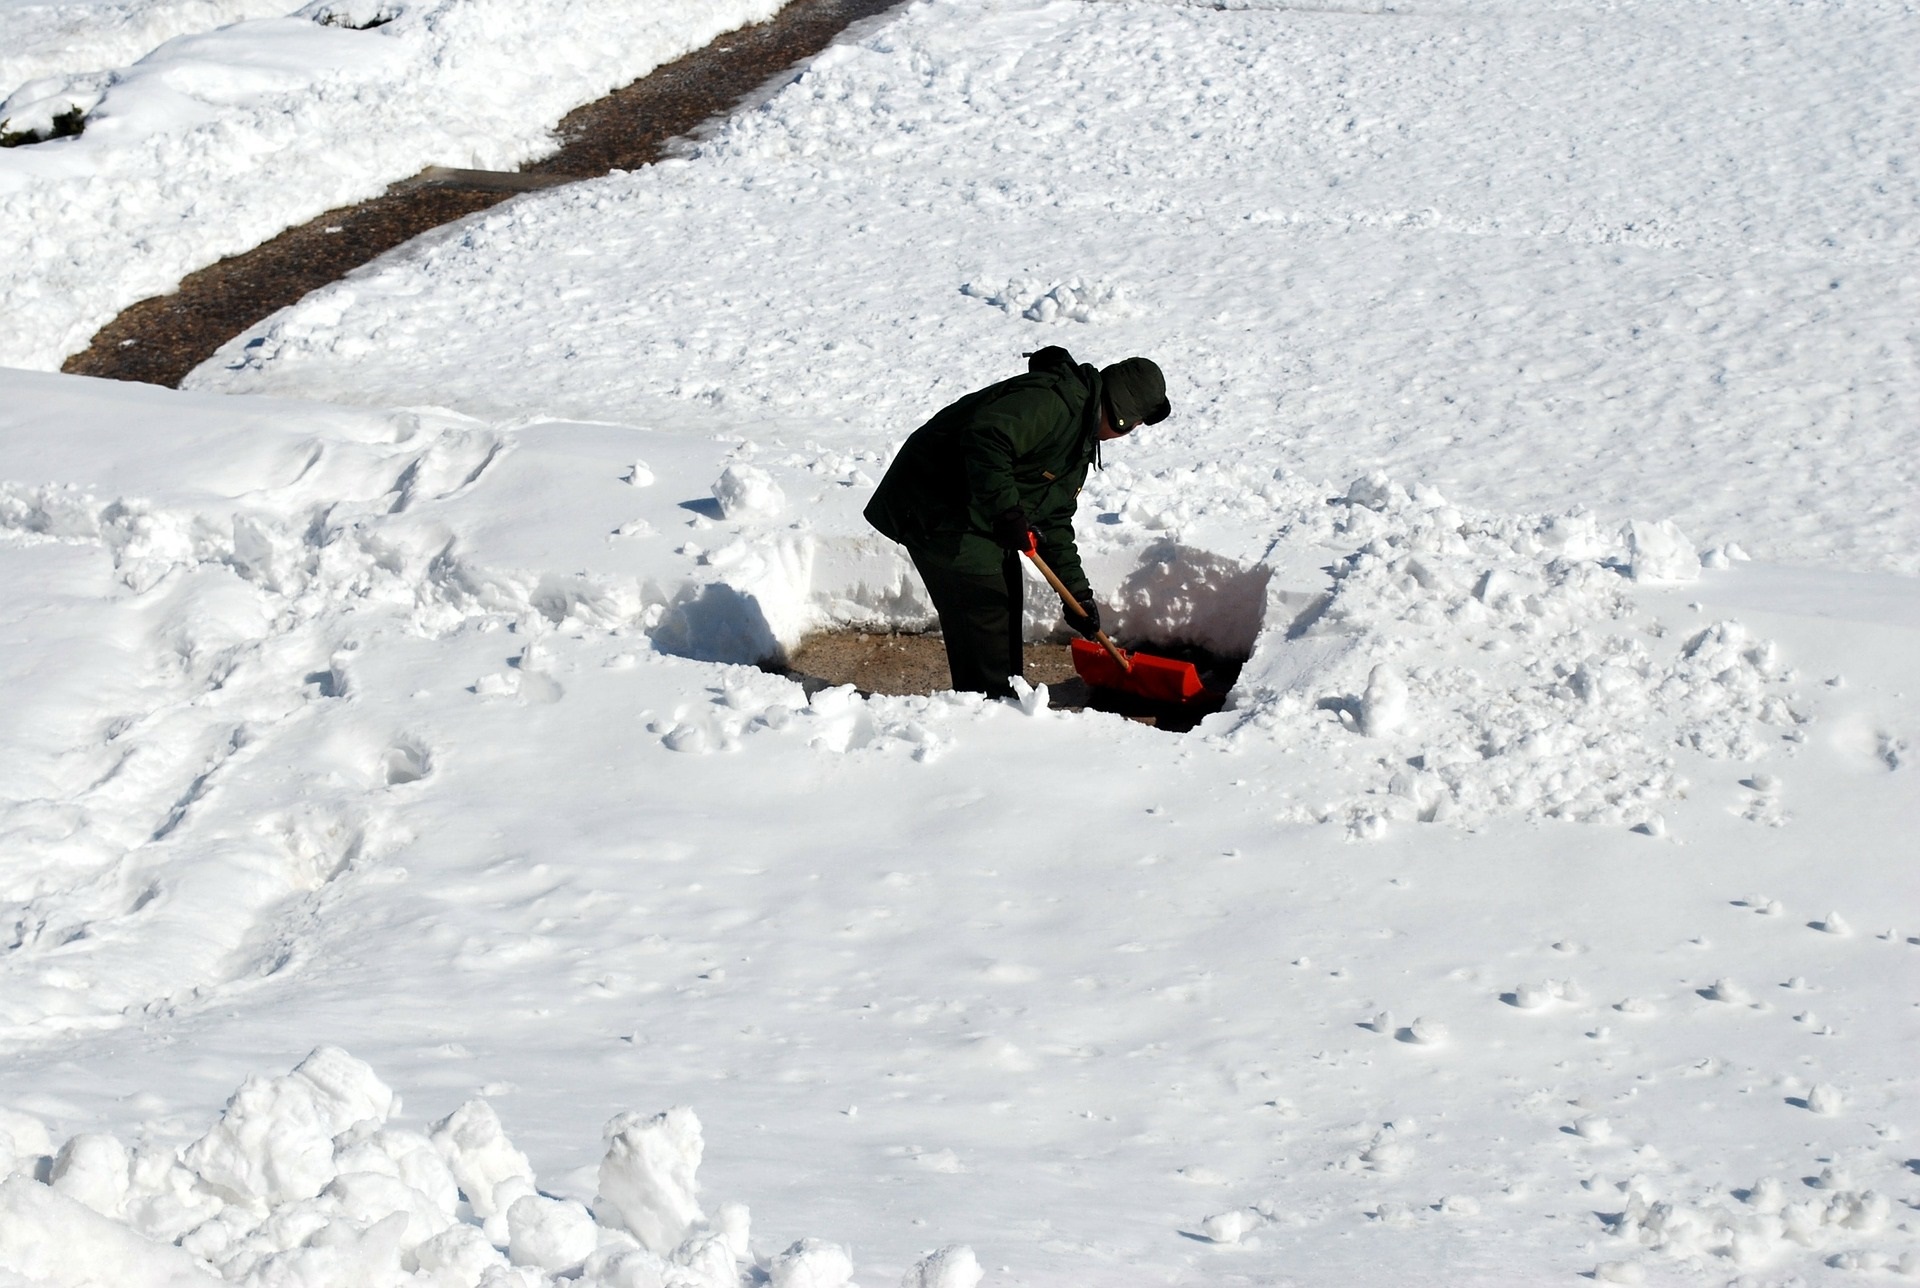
1023;549;1208;704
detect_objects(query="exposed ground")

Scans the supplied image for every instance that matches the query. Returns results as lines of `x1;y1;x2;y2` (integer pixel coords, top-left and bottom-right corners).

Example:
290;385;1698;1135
773;631;1243;731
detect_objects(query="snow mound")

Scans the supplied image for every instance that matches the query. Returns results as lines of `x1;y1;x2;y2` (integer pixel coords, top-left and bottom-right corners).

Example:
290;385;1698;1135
960;276;1141;326
711;463;785;521
0;1048;881;1288
1604;1172;1910;1275
1218;472;1802;833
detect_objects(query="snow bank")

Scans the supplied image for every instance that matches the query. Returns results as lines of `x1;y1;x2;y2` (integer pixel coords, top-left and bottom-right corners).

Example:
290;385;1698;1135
0;1047;943;1288
0;0;293;105
0;0;791;368
1217;472;1801;833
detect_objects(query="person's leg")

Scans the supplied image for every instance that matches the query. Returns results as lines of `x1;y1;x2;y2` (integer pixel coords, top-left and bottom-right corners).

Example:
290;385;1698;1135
995;549;1025;683
910;549;1024;698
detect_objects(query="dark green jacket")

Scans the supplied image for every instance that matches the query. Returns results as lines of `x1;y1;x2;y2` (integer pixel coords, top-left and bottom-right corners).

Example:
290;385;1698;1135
864;355;1102;599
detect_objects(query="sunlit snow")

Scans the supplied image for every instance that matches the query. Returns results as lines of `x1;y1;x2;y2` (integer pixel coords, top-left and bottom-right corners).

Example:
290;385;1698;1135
1;0;1916;1284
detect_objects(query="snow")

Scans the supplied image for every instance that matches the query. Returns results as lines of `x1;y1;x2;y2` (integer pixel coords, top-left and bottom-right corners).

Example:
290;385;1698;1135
2;0;1918;1284
0;0;792;369
0;0;294;105
186;0;1920;577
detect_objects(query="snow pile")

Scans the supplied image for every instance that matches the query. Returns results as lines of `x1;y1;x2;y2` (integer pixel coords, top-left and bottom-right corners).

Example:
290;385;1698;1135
1601;1171;1918;1277
0;1047;939;1288
710;464;785;522
0;0;790;368
1211;471;1797;834
959;277;1140;326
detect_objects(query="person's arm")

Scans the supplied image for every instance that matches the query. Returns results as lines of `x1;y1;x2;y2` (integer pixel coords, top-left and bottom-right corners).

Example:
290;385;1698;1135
1032;507;1091;610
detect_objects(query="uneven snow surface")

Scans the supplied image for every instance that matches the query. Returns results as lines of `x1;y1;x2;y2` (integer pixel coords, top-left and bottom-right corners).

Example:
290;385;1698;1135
0;0;788;369
0;0;294;101
2;0;1918;1284
190;0;1920;574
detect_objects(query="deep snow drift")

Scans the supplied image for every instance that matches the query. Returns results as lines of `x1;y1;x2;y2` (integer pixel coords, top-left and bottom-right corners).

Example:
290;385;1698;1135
2;0;1917;1283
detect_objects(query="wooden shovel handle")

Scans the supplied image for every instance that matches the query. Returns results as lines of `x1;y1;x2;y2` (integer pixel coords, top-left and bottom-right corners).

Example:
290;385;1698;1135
1023;549;1132;673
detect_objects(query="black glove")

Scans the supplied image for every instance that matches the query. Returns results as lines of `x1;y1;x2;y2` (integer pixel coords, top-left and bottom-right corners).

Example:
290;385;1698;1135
991;506;1034;552
1065;591;1102;639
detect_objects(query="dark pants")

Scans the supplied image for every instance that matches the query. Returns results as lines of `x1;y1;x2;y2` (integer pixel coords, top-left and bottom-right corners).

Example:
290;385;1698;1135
909;548;1024;699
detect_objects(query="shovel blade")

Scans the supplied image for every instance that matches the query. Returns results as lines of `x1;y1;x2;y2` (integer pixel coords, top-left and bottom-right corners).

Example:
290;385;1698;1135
1070;639;1206;703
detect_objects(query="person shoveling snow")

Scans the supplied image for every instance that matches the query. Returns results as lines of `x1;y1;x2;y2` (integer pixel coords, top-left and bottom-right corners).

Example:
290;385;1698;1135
864;345;1170;698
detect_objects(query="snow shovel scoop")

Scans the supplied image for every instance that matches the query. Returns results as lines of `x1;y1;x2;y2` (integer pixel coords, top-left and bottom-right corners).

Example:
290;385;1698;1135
1022;548;1208;704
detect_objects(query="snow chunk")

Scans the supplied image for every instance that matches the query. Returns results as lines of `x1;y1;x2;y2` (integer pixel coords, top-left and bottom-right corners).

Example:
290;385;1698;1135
412;1222;509;1280
0;1175;223;1287
1626;519;1700;584
771;1237;855;1288
1358;664;1408;737
712;464;784;520
0;1110;51;1186
1701;978;1751;1004
183;1047;395;1207
507;1192;598;1273
428;1099;535;1224
595;1106;705;1256
1805;1083;1844;1116
1197;1208;1262;1244
49;1133;131;1219
902;1244;983;1288
289;1045;399;1133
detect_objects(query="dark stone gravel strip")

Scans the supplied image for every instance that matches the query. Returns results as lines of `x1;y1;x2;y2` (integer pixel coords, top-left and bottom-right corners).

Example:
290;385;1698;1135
63;0;905;388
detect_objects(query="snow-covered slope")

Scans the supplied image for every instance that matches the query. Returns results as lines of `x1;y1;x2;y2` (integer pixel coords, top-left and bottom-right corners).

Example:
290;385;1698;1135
189;0;1920;575
1;0;1916;1283
0;0;791;370
2;362;1914;1285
